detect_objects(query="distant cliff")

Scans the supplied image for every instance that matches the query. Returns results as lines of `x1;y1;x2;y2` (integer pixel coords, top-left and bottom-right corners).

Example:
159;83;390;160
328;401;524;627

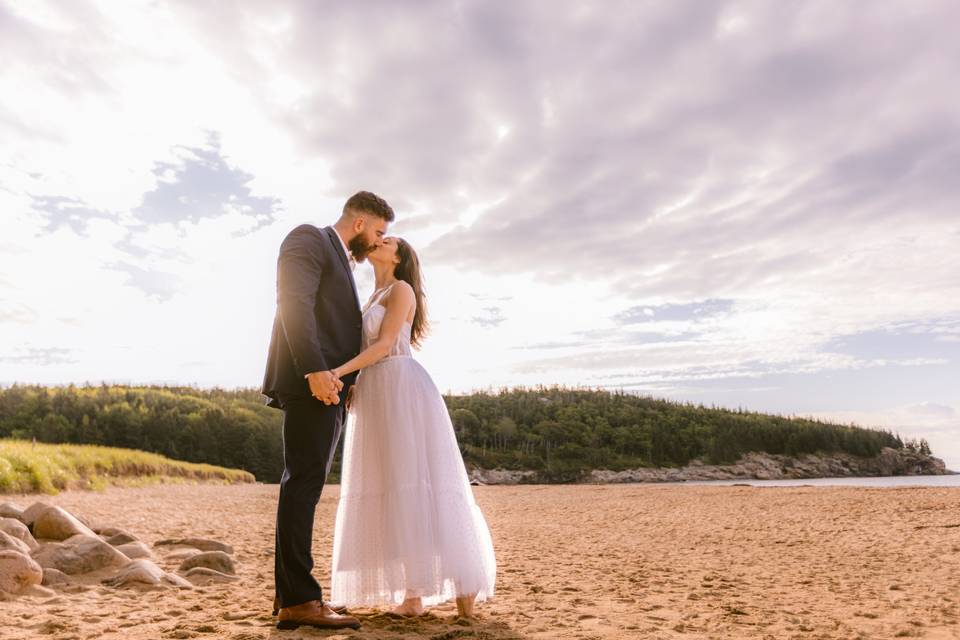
469;447;953;484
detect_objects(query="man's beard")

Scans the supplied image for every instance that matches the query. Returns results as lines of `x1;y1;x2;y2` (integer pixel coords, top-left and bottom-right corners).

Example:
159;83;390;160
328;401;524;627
348;234;375;262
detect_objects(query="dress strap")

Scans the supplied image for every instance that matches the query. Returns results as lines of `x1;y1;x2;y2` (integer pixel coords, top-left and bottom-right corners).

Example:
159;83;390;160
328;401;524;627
368;282;396;309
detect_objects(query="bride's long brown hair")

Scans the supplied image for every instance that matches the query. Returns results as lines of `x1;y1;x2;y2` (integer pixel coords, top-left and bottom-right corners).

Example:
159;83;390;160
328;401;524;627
393;238;429;348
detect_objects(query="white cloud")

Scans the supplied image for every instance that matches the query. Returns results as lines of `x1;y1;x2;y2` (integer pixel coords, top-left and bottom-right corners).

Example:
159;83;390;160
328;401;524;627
0;0;958;460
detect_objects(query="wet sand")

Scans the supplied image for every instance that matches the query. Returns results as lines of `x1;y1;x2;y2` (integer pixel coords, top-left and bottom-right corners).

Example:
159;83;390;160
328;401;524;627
1;483;958;639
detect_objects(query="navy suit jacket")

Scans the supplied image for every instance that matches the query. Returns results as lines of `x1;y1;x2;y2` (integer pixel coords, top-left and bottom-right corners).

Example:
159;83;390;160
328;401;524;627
261;225;363;408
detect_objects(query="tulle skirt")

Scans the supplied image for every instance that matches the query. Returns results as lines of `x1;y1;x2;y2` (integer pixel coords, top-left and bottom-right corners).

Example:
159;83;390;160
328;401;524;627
330;355;497;607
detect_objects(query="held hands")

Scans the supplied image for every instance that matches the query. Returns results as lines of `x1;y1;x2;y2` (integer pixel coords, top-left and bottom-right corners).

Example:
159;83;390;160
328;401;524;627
306;370;343;405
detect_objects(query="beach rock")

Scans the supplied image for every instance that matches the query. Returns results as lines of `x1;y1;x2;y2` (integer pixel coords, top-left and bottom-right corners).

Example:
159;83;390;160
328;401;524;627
874;447;950;475
0;518;38;549
41;567;70;586
103;559;191;589
468;468;538;485
20;502;53;527
18;584;56;597
178;550;235;575
155;537;234;554
73;512;95;529
0;503;23;521
102;558;163;586
0;550;43;594
183;566;240;584
32;506;97;541
31;535;130;575
105;532;138;546
163;572;193;588
115;541;154;560
0;531;31;555
161;548;200;561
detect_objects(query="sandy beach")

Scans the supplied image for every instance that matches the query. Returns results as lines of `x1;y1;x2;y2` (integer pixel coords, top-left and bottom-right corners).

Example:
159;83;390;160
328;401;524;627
1;483;958;639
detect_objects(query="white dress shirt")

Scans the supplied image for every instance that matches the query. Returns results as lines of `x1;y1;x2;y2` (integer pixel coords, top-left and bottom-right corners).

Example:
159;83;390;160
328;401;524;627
332;227;357;271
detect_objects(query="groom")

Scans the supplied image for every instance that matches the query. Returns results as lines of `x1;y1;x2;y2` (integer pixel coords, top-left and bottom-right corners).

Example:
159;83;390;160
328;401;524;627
262;191;395;631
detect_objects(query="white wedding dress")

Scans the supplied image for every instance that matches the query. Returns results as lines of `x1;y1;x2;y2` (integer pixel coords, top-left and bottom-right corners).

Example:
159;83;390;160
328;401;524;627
330;284;497;607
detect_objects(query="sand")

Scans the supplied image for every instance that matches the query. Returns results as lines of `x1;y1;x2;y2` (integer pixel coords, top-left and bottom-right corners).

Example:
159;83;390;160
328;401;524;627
1;483;958;639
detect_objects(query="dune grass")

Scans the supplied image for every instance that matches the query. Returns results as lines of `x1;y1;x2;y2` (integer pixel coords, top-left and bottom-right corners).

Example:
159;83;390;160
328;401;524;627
0;439;255;495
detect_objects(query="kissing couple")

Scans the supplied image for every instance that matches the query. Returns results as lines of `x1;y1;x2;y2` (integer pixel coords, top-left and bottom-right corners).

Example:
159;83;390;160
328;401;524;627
261;191;497;631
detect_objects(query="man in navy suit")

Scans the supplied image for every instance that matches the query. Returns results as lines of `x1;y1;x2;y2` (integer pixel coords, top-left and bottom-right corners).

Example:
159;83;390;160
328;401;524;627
262;191;394;630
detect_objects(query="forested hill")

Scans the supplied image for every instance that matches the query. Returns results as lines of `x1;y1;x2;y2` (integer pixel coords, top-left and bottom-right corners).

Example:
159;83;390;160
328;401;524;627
0;384;930;483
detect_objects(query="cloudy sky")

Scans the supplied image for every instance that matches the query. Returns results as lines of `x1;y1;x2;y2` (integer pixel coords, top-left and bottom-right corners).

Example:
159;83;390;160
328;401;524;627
2;1;959;468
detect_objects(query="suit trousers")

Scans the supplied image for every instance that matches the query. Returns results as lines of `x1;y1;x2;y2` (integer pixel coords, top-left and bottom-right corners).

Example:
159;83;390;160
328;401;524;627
274;390;347;608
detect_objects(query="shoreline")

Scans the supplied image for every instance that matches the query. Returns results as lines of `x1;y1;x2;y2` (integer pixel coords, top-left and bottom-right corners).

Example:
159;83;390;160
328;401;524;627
2;474;959;500
0;448;953;498
468;446;953;485
467;472;960;486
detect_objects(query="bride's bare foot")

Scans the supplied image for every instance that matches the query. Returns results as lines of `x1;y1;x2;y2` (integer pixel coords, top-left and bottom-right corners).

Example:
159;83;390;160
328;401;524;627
392;596;425;617
455;594;476;618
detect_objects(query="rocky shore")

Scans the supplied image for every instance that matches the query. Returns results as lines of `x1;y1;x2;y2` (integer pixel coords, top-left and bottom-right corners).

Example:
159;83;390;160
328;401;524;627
468;446;954;484
0;501;238;600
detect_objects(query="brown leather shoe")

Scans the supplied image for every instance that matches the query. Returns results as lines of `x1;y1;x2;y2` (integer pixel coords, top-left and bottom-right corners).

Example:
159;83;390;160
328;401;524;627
276;599;361;630
272;596;349;616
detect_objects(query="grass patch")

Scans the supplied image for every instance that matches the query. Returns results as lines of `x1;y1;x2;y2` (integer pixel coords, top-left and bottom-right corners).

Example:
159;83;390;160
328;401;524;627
0;439;255;495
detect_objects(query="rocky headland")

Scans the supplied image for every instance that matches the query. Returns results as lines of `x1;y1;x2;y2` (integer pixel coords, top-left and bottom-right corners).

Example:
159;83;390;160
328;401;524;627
469;446;954;484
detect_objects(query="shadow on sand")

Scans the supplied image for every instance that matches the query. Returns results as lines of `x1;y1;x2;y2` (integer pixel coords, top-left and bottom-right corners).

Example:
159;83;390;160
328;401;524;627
263;609;527;639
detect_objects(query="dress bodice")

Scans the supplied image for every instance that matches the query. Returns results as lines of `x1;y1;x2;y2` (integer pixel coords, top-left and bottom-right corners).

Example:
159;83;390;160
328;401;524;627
361;286;413;358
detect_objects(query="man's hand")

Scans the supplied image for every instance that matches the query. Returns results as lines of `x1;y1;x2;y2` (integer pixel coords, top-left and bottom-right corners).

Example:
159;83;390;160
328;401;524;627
306;370;343;405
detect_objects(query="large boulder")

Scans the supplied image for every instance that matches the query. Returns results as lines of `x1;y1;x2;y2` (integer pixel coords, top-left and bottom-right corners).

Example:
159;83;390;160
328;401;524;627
0;519;37;550
182;566;240;584
31;535;130;575
160;547;200;562
873;446;950;475
105;532;138;546
20;502;52;527
155;538;234;554
178;550;235;575
0;531;31;555
0;550;43;594
0;503;23;521
32;506;97;541
41;567;70;586
115;541;154;560
103;559;191;589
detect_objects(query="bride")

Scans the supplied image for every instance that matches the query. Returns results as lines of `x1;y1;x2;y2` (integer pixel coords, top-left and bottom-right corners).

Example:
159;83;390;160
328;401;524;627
328;236;497;618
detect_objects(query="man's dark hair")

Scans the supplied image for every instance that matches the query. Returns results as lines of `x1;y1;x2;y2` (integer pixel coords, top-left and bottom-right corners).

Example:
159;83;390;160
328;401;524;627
344;191;395;222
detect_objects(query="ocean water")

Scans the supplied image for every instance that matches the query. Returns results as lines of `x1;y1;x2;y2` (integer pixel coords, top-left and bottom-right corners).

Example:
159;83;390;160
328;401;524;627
673;474;960;488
